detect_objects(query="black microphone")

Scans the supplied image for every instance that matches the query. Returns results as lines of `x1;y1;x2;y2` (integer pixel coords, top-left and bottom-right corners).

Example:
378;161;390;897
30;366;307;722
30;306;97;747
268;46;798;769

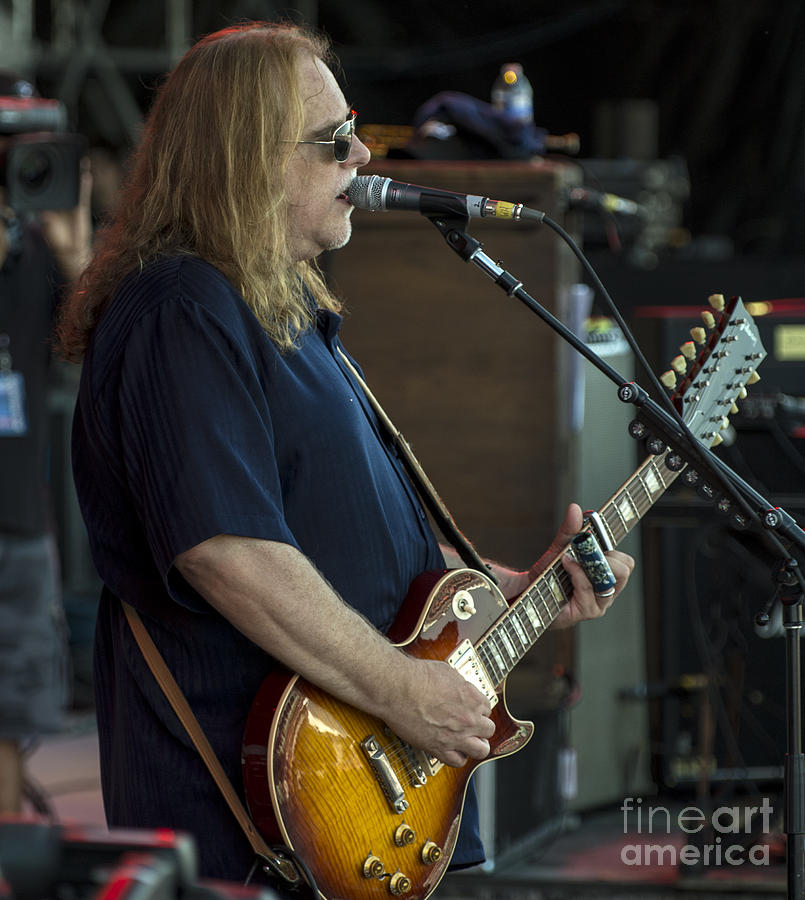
347;174;543;222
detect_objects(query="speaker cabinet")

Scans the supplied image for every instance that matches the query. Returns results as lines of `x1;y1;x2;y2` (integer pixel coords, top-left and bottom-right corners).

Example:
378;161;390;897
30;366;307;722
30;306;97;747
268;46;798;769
632;300;805;791
642;496;800;790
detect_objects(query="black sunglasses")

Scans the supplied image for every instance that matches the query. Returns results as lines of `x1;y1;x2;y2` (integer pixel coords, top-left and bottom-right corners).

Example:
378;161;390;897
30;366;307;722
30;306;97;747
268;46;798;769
286;110;357;162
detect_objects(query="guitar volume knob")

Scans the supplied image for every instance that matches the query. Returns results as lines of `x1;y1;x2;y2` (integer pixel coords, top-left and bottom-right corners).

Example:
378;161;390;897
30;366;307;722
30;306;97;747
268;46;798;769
394;824;416;846
362;854;384;879
388;872;412;895
421;841;442;865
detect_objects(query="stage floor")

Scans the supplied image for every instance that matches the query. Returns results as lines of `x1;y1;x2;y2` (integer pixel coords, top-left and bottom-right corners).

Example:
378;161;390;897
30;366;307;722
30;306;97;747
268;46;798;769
26;718;789;899
443;805;787;899
442;793;788;899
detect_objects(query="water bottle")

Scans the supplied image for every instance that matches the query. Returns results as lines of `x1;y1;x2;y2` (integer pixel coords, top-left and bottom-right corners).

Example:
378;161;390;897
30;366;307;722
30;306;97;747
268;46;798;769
491;62;533;124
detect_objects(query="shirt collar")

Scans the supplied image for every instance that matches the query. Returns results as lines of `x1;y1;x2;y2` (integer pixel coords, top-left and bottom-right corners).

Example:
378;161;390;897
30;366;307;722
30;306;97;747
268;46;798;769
316;307;343;343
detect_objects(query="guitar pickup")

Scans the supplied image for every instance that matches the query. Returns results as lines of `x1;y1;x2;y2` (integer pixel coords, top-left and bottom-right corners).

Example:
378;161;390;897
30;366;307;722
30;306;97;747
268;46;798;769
361;735;409;814
447;639;499;708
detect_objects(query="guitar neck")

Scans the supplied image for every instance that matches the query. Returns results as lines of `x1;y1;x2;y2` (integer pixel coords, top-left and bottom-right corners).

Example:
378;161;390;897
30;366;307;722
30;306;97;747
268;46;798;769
474;293;766;691
477;449;681;688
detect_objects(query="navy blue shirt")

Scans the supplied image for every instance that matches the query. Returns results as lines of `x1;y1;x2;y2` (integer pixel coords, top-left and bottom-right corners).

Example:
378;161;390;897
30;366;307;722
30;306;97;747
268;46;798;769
72;256;483;881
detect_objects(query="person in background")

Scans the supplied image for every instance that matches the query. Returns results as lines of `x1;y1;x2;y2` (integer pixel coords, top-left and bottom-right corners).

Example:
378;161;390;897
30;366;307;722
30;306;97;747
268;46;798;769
0;70;92;813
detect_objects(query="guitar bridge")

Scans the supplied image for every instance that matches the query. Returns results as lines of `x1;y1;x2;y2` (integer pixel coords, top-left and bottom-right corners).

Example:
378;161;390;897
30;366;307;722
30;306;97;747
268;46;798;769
361;735;409;814
393;736;442;783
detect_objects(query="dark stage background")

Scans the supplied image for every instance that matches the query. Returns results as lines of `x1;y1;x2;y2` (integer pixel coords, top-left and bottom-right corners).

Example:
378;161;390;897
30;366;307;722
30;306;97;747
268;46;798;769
11;0;804;847
20;0;805;258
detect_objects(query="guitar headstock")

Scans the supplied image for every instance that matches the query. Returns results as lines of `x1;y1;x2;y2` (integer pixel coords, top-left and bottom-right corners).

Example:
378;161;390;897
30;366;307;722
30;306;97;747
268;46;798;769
659;294;767;448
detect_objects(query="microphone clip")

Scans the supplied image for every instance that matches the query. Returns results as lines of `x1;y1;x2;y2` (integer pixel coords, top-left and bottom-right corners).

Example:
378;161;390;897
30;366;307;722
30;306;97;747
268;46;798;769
425;212;475;260
428;215;524;297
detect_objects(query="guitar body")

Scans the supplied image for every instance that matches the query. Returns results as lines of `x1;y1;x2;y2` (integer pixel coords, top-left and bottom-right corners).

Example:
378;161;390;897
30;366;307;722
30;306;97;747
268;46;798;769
242;568;534;900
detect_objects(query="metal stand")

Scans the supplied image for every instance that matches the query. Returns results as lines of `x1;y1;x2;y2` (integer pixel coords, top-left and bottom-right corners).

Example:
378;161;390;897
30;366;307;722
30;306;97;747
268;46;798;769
424;209;805;898
780;560;805;896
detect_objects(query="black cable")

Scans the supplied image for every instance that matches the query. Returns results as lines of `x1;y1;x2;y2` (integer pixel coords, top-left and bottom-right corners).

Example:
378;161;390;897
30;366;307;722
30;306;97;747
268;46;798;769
244;845;321;899
717;531;792;762
538;212;698;421
275;845;321;899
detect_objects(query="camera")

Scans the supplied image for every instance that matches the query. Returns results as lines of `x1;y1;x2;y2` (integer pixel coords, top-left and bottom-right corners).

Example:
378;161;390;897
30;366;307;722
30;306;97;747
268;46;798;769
0;95;85;212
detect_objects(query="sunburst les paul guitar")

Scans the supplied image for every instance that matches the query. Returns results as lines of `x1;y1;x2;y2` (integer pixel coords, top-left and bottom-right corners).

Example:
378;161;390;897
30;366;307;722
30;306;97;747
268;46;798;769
242;294;766;900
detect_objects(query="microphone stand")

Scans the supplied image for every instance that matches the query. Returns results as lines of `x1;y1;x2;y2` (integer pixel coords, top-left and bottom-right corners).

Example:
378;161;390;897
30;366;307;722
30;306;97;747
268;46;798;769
423;210;805;898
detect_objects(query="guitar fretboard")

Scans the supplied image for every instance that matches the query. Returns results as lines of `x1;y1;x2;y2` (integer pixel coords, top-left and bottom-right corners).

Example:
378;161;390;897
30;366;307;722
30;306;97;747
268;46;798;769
477;449;680;688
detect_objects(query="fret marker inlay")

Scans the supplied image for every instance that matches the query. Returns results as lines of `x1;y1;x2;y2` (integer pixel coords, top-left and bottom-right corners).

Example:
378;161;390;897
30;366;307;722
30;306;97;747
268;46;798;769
548;575;564;607
645;468;660;494
618;497;636;522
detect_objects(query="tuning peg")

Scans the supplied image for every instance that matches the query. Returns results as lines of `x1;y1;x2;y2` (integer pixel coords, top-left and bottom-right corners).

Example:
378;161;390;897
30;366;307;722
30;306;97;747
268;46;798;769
660;370;676;389
746;370;761;385
701;310;716;329
708;293;726;311
671;355;687;374
680;341;696;360
733;512;750;530
730;402;739;414
628;419;648;440
710;433;724;447
716;495;733;515
738;387;748;399
690;327;706;345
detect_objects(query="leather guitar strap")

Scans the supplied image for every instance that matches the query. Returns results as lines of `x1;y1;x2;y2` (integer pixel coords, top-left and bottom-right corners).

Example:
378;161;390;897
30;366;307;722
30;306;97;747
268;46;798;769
336;347;496;583
120;600;301;886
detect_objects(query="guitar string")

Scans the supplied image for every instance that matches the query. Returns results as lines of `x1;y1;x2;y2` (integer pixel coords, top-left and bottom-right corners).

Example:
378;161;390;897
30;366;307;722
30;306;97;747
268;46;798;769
478;563;570;686
372;563;575;780
378;733;429;779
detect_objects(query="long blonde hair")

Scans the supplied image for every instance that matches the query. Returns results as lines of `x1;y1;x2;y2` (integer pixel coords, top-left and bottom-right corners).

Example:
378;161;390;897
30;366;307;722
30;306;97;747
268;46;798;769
58;21;341;362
